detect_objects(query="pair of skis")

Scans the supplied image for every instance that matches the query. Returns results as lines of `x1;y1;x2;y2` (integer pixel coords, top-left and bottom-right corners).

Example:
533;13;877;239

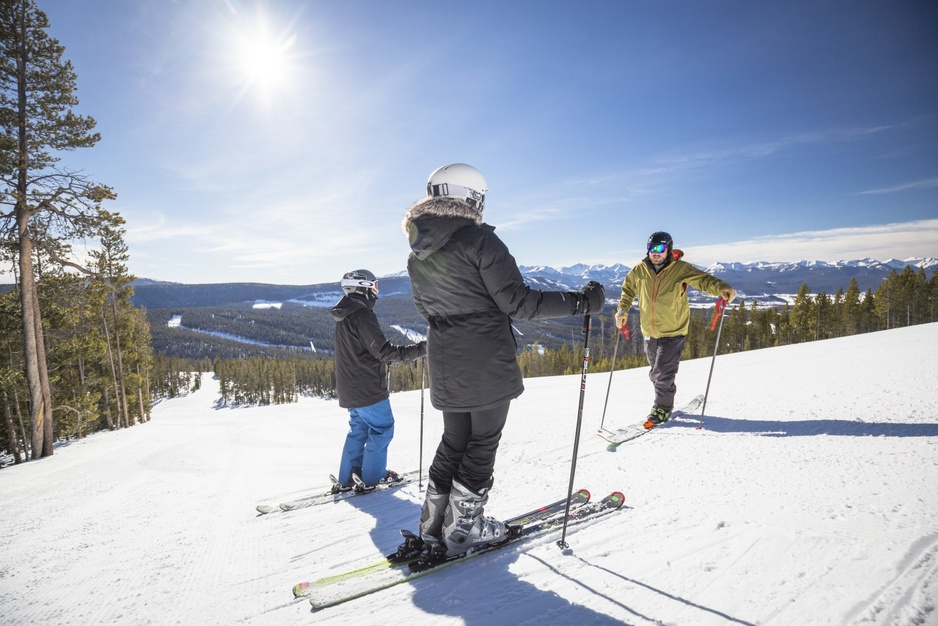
293;488;625;610
597;394;705;449
255;470;417;514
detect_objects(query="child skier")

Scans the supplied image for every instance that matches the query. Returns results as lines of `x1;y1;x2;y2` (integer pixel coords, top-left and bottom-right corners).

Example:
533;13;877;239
331;269;425;491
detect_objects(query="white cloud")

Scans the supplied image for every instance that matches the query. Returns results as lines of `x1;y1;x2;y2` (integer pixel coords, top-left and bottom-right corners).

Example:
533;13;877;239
685;219;938;265
859;177;938;195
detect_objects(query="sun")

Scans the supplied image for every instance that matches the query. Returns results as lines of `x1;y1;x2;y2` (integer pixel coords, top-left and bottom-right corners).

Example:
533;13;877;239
235;29;296;92
223;9;302;105
233;28;296;97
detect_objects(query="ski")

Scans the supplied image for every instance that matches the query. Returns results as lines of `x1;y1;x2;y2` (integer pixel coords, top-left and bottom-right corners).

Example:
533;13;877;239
292;488;591;599
255;471;418;514
306;491;624;610
599;394;704;450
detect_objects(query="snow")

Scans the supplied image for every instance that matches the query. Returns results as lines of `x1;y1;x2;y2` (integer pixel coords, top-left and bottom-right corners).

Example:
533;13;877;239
2;323;938;625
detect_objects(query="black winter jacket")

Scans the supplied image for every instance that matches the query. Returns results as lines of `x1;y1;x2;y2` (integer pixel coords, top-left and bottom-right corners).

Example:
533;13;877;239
403;196;581;411
331;294;425;409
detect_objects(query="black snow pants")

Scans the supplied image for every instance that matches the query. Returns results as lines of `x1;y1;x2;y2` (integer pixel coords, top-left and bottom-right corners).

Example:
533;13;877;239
643;335;686;411
428;402;511;494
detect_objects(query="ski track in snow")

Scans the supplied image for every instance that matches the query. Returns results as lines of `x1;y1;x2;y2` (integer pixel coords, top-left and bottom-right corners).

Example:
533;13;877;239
1;323;937;625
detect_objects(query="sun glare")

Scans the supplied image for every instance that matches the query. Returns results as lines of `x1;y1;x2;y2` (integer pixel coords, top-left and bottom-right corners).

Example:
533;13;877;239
237;31;295;90
224;9;302;105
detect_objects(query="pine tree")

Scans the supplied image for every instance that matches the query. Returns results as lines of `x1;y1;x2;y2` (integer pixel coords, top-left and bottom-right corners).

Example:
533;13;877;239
790;283;814;343
842;278;861;336
0;1;117;457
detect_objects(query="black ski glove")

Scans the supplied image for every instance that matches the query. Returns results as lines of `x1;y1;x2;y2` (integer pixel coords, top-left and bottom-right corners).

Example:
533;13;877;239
571;281;605;315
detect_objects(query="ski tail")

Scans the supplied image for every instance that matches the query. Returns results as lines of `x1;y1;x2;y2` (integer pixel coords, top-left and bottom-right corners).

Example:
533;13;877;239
603;394;706;449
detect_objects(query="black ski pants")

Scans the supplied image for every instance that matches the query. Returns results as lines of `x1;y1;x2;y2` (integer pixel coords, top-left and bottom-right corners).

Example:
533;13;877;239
643;335;686;411
428;402;510;495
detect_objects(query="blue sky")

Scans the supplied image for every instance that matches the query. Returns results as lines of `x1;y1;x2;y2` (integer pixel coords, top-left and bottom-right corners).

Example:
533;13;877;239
29;0;938;285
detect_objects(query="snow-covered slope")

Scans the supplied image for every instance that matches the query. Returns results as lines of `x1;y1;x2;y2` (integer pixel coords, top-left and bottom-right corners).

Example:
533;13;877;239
1;324;937;625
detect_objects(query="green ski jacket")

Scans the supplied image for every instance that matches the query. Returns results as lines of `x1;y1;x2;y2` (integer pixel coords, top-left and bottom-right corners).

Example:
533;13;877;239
617;249;732;338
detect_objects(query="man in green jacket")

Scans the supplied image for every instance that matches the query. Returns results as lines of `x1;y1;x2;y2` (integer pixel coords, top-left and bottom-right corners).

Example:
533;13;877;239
615;231;736;428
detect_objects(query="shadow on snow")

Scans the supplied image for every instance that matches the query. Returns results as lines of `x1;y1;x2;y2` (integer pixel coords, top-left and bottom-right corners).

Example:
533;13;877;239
668;414;938;437
341;481;625;624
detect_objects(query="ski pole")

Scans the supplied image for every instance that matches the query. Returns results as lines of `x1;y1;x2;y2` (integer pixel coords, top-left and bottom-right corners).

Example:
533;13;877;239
699;298;727;429
598;324;629;431
557;313;591;550
419;356;426;490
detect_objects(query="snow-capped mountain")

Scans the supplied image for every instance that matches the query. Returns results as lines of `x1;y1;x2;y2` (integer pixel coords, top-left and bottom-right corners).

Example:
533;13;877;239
700;257;937;295
130;257;936;311
519;263;631;289
518;257;937;297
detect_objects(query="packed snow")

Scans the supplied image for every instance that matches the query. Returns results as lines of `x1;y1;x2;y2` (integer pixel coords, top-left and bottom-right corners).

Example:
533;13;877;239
2;323;937;625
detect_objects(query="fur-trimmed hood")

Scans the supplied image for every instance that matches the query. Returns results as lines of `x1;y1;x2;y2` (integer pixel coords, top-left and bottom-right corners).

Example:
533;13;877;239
402;196;485;260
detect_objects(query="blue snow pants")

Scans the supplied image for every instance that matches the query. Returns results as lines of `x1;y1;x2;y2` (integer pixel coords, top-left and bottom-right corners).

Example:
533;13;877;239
337;398;395;485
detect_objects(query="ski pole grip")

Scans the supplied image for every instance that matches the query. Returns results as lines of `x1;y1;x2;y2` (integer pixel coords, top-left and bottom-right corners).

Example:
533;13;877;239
619;324;630;340
709;298;727;331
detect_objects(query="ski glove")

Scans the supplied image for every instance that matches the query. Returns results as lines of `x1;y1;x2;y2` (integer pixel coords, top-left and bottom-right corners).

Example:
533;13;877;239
720;287;737;303
614;309;628;329
572;281;605;315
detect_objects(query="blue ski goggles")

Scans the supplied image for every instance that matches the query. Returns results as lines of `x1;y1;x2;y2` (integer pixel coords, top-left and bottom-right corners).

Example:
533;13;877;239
647;243;668;254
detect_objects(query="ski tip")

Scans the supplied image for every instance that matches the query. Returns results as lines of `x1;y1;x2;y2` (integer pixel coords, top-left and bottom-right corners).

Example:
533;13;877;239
608;491;626;507
292;581;313;598
578;488;591;500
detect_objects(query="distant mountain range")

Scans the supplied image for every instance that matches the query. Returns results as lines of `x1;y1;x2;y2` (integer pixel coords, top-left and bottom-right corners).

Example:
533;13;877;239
522;257;938;302
130;257;937;311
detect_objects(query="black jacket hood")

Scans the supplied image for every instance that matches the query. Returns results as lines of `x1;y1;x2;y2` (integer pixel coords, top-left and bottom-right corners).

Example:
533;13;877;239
331;293;374;322
402;196;484;260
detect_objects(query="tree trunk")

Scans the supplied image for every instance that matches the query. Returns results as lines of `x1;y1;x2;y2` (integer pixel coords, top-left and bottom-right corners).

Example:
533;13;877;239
12;388;29;461
110;297;130;428
33;300;54;456
100;309;122;429
14;7;53;458
3;392;22;464
17;221;47;459
101;385;114;430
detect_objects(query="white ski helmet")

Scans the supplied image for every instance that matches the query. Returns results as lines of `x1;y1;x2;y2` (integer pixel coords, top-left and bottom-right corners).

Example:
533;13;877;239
340;269;378;296
426;163;487;213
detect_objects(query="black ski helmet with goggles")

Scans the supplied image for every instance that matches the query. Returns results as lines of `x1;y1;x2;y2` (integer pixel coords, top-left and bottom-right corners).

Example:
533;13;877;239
647;231;673;256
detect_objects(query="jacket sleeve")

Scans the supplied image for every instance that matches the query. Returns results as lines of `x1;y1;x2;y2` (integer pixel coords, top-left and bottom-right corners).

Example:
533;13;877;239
680;263;732;297
478;230;578;320
618;267;640;311
355;309;425;363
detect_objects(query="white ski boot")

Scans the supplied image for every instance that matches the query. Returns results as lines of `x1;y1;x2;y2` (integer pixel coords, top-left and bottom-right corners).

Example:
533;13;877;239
442;479;508;557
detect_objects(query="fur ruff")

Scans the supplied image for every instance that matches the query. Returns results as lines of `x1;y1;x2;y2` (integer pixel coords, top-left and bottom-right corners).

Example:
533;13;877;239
401;196;482;235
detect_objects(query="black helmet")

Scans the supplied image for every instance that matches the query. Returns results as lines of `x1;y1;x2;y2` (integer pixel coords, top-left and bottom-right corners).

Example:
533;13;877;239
340;269;378;296
647;231;673;255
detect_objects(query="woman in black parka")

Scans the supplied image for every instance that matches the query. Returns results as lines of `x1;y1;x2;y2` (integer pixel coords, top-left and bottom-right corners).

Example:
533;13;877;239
400;163;605;559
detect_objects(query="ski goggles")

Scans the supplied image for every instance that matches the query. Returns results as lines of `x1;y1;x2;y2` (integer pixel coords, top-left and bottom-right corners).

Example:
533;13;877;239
647;243;668;254
340;278;378;294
